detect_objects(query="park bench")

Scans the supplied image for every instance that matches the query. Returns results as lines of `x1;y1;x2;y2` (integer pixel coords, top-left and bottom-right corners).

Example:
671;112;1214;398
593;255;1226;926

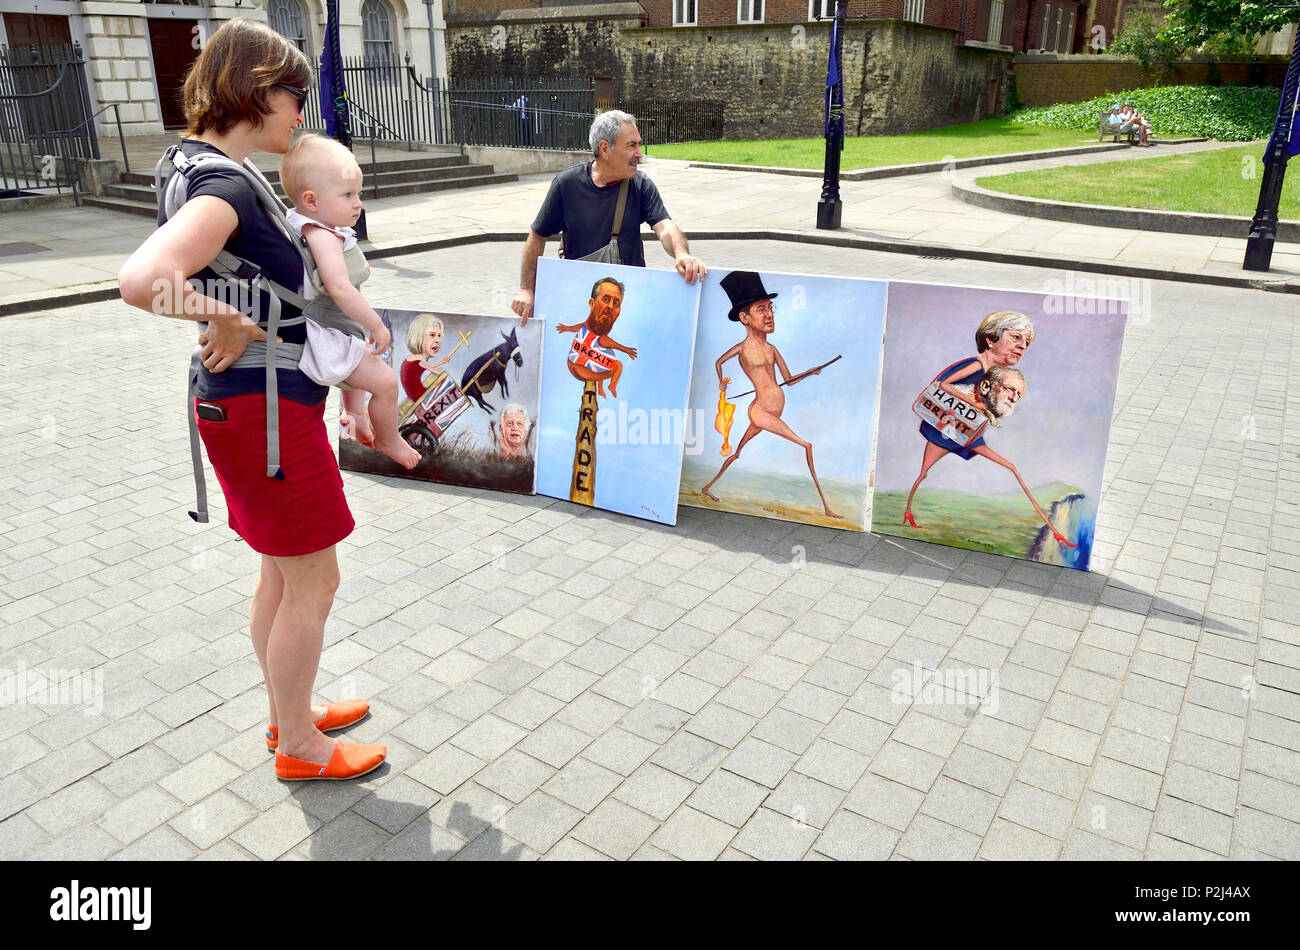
1099;110;1138;145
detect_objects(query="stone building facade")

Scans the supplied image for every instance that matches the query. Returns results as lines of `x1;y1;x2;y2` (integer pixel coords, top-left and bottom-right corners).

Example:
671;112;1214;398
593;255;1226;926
0;0;450;137
445;6;1014;138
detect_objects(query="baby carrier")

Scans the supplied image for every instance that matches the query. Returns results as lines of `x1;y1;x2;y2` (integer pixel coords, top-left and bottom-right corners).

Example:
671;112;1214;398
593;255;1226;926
155;143;365;523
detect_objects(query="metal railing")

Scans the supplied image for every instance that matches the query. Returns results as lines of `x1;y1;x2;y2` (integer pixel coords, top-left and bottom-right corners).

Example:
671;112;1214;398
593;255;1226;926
0;43;100;201
449;76;595;150
301;57;596;150
618;97;726;145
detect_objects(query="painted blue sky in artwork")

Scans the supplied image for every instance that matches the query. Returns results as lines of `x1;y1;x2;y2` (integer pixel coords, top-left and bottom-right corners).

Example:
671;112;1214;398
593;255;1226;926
534;258;700;524
687;269;887;484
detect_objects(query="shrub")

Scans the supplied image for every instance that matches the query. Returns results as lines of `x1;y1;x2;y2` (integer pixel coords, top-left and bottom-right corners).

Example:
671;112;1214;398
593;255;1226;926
1006;84;1279;140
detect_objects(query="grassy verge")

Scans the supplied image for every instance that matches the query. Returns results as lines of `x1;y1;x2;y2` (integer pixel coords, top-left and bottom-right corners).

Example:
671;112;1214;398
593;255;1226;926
648;118;1100;170
973;143;1299;218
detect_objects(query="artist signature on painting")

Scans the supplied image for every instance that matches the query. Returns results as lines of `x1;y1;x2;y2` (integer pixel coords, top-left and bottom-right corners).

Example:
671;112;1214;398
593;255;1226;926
961;536;998;550
640;504;660;520
762;504;788;516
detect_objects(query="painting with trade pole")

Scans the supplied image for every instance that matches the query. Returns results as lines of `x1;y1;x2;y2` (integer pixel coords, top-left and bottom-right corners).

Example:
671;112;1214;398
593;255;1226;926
338;308;543;494
534;257;700;525
679;269;886;531
871;282;1126;570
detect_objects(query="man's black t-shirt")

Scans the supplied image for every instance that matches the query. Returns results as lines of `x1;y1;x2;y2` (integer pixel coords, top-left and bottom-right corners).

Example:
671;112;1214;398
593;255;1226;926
167;139;325;405
530;162;670;266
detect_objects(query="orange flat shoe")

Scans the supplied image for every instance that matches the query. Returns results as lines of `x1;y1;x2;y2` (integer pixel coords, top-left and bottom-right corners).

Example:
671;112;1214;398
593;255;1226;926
265;699;370;750
274;739;387;782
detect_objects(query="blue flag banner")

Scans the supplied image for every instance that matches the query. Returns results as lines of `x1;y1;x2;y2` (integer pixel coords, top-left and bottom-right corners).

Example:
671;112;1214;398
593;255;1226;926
824;13;844;145
320;0;345;139
1265;30;1300;159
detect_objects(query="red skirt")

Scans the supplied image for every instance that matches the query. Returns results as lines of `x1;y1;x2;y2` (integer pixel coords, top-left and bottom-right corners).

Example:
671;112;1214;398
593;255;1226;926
196;393;354;557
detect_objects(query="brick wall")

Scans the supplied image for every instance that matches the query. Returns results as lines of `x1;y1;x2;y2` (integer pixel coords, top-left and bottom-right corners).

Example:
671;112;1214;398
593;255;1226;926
447;16;1012;137
1012;54;1289;107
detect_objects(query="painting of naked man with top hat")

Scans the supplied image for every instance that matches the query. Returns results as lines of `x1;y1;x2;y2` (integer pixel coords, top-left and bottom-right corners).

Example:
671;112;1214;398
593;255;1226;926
679;269;887;531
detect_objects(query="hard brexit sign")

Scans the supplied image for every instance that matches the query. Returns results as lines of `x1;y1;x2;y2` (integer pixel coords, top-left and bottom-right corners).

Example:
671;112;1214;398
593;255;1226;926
913;381;988;447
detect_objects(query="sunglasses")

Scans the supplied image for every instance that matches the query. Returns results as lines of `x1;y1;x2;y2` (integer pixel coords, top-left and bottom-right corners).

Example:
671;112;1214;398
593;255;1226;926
276;83;308;112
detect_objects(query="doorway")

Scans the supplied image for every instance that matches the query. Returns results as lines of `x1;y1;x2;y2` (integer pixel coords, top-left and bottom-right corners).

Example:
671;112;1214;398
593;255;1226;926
147;17;199;128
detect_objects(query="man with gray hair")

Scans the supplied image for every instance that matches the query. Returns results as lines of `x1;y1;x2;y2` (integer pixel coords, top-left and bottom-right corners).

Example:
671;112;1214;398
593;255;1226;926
511;109;705;323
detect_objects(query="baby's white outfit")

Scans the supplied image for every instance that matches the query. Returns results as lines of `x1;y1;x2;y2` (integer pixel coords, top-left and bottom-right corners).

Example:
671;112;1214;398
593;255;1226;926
288;208;371;387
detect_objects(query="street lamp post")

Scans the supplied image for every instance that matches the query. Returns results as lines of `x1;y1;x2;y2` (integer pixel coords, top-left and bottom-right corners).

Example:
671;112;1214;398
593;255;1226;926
816;0;847;230
1244;23;1300;271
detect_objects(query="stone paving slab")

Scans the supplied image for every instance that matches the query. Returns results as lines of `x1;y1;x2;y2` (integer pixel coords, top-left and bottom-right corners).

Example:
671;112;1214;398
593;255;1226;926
1;239;1298;860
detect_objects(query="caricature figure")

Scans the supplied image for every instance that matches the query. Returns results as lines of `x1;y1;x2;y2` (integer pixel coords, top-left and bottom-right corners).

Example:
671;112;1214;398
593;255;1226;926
701;271;840;519
555;276;637;398
902;310;1076;549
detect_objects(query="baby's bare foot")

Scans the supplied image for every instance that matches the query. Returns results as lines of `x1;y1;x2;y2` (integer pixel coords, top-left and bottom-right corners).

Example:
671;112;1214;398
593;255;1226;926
351;412;375;447
375;432;421;469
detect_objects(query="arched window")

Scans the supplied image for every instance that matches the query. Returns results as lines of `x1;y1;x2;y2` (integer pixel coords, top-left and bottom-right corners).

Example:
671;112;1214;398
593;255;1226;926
361;0;395;67
268;0;308;54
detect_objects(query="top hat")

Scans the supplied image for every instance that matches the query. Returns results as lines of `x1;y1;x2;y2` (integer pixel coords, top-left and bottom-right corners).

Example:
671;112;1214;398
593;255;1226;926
720;271;778;322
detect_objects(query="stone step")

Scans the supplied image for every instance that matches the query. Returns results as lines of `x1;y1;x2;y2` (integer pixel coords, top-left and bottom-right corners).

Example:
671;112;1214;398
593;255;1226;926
117;151;470;187
82;195;157;217
119;159;499;195
87;169;519;217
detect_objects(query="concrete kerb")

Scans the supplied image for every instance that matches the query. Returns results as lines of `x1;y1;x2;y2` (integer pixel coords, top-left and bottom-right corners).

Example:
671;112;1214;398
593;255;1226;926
951;178;1299;242
684;138;1209;181
3;225;1296;319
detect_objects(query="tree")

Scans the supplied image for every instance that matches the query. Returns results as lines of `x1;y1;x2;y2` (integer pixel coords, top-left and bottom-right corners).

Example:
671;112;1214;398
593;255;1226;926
1162;1;1299;48
1109;11;1186;67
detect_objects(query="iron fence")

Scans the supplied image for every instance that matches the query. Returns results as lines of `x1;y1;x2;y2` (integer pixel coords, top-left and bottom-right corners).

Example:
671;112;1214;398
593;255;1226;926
0;43;98;199
618;98;726;145
449;77;594;150
301;58;596;150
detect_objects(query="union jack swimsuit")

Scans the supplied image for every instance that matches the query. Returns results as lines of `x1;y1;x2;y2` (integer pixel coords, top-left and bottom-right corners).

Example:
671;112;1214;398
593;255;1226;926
568;328;617;372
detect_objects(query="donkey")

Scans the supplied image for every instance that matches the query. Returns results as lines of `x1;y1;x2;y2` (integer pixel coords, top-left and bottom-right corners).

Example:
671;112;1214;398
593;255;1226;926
461;327;523;413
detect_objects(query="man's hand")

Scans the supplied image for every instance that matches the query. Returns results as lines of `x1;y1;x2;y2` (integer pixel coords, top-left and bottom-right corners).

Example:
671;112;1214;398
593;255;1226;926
198;314;271;373
512;289;534;325
675;253;706;285
370;325;391;354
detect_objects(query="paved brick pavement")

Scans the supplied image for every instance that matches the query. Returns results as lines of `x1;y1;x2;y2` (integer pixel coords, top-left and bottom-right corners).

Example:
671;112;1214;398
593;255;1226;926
1;239;1298;860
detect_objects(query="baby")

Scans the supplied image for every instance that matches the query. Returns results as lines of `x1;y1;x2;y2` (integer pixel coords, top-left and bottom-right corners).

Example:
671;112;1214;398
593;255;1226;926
280;134;419;468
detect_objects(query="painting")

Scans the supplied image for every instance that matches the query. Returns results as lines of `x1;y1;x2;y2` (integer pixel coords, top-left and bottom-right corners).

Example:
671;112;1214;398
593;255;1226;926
678;269;887;531
871;282;1127;570
533;258;700;524
339;308;543;494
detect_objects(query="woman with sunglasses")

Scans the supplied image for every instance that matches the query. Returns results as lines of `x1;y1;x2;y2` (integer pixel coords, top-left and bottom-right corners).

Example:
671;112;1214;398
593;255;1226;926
118;18;385;781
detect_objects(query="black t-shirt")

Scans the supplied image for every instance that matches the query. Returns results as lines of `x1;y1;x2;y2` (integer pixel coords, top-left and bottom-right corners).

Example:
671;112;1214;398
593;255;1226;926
530;162;670;266
167;140;325;405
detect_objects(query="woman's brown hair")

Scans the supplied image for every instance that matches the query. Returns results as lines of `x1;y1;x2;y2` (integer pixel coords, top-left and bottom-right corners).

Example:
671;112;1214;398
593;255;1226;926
182;17;310;136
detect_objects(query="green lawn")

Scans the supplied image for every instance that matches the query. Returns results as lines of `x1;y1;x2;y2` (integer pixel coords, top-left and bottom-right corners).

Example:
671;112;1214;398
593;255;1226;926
975;143;1299;218
648;118;1099;170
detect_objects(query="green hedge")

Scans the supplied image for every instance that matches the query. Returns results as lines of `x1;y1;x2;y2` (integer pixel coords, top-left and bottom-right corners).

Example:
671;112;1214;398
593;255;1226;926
1006;85;1279;141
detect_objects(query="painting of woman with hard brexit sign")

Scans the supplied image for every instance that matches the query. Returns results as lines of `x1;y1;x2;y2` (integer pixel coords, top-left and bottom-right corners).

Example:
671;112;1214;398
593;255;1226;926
872;282;1126;570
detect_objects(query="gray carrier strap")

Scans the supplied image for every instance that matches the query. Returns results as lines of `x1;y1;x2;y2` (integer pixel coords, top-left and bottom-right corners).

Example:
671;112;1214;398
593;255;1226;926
161;143;319;522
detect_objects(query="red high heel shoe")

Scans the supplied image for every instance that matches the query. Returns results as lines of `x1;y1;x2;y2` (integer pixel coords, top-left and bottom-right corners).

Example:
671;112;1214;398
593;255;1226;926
1053;531;1078;549
902;511;920;528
